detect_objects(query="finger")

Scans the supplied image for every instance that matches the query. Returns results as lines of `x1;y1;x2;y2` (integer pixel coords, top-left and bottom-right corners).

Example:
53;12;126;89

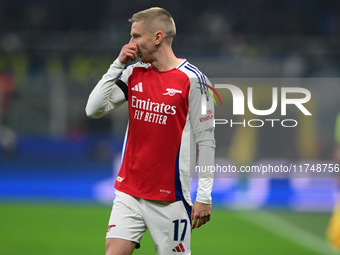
125;43;138;53
196;218;204;229
123;45;137;53
195;214;211;229
130;43;138;52
123;48;138;61
125;50;137;61
191;219;197;229
191;217;198;229
128;41;137;48
118;45;137;64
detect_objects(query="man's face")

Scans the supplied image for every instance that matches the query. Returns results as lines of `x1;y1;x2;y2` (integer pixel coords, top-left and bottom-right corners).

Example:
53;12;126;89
130;21;156;63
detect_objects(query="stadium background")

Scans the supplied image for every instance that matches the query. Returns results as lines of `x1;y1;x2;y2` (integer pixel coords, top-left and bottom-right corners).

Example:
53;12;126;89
0;0;340;254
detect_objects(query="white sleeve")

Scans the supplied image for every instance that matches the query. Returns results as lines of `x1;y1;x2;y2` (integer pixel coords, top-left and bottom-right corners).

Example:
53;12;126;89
85;58;127;119
195;129;215;204
188;76;215;204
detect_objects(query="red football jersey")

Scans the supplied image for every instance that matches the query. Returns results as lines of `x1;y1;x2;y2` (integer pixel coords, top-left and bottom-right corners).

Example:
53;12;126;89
86;59;215;204
114;60;214;202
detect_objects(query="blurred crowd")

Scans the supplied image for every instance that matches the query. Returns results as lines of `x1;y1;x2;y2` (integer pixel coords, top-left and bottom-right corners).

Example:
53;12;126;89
0;0;339;36
0;0;339;75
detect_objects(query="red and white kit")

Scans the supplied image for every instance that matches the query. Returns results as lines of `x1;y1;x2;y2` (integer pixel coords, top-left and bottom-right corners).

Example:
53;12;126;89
86;58;215;254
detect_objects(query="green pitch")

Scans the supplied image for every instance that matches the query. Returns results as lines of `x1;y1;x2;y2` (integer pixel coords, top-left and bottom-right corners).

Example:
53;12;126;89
0;203;334;255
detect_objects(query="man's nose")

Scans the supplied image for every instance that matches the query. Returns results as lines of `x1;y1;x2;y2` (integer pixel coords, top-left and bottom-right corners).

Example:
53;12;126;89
129;39;138;50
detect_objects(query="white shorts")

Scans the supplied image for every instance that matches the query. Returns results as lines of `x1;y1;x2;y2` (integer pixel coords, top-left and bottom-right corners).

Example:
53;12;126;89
106;190;192;255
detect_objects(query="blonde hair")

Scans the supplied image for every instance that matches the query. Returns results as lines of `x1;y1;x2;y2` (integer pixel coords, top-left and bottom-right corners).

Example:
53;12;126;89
129;7;176;45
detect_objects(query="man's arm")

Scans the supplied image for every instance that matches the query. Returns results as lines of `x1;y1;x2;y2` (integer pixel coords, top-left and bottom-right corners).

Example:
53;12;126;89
192;129;215;229
85;43;137;118
188;76;216;229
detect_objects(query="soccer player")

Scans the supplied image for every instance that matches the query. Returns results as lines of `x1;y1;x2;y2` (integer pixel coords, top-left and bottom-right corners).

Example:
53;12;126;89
86;7;215;255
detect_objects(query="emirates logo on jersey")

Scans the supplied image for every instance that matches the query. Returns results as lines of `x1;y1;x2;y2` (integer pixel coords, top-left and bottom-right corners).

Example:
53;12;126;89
131;95;177;125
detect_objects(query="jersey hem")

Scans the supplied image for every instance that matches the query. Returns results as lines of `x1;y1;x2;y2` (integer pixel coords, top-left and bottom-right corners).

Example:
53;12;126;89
115;187;179;202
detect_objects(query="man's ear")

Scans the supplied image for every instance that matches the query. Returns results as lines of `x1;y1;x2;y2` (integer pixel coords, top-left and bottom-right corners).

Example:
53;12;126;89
154;31;165;46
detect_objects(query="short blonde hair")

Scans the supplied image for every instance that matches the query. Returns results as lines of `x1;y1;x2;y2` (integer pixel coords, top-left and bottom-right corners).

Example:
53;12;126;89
129;7;176;45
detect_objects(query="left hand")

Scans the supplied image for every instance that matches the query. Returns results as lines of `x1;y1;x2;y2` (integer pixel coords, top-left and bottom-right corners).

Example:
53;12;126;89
191;201;212;229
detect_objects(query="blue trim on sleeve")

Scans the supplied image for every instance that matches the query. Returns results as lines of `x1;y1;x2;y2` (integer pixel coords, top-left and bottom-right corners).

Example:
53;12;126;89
175;147;184;201
177;60;187;69
184;64;209;101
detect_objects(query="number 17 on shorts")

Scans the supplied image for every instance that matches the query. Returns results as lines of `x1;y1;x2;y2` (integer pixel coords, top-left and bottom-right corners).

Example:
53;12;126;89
171;219;189;252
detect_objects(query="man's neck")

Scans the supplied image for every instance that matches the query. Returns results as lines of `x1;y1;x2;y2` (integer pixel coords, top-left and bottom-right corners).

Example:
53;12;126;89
150;48;182;71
